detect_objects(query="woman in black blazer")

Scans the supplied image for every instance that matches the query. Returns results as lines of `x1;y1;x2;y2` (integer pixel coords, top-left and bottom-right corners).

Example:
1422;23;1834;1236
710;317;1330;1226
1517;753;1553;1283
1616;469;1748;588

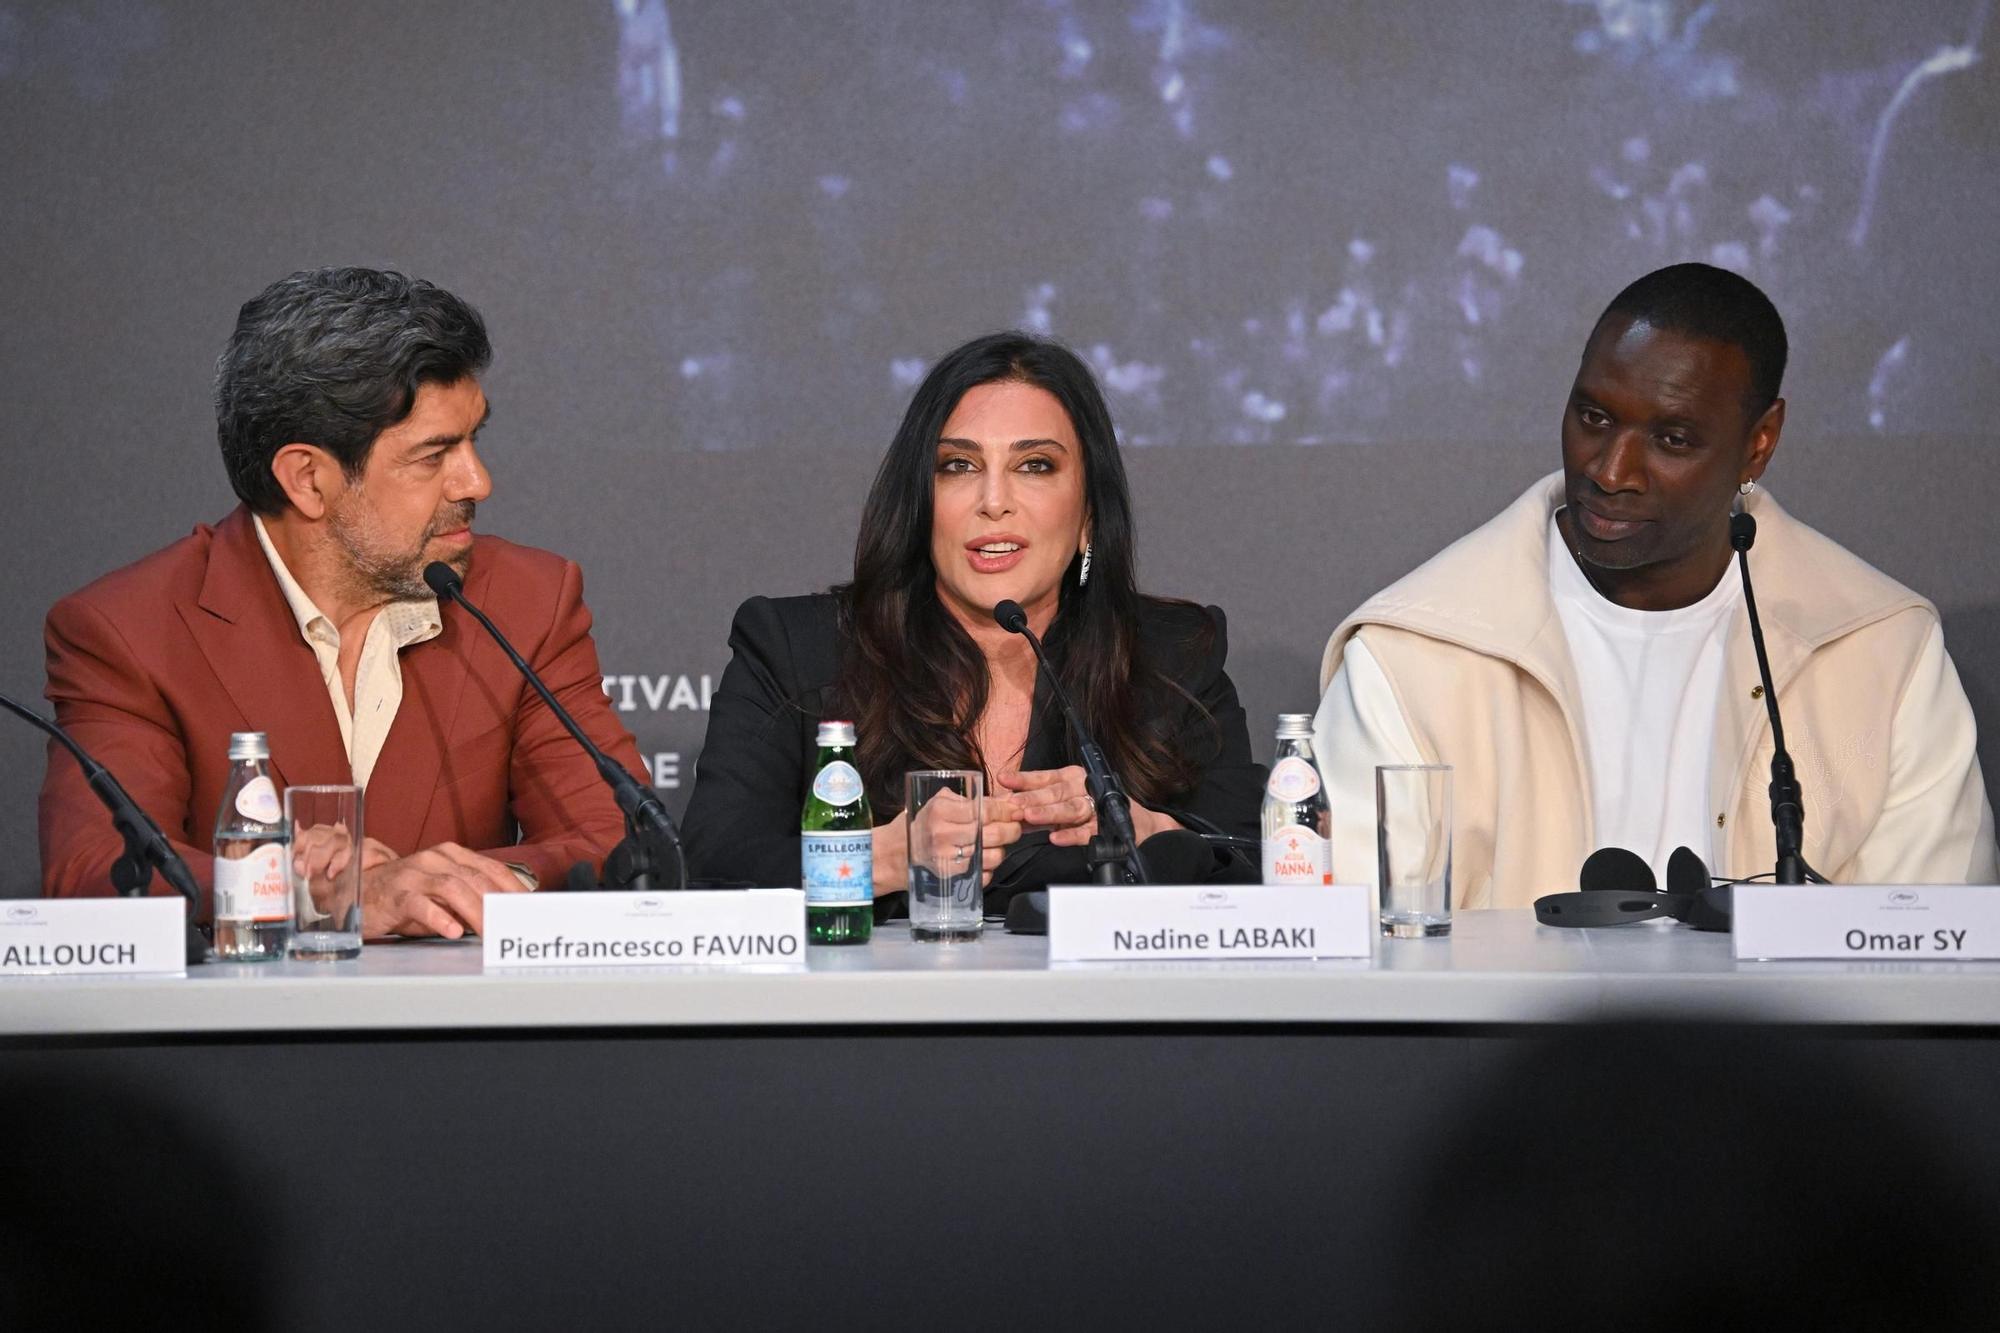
681;332;1263;913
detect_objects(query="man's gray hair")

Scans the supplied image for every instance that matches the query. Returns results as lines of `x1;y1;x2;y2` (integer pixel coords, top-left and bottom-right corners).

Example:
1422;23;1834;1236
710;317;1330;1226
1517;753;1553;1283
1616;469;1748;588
215;267;492;515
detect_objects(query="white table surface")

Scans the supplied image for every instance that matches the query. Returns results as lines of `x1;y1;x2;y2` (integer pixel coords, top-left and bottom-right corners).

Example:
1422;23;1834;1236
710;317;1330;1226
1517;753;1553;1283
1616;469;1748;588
5;909;1999;1035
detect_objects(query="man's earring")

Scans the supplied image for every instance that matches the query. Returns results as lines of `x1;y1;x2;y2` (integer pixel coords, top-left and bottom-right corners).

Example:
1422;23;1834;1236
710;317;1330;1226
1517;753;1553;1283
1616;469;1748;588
1738;480;1757;495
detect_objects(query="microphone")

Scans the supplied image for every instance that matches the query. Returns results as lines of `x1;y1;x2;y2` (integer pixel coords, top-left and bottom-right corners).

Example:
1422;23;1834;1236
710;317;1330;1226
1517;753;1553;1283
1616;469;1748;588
991;599;1148;886
1729;512;1822;885
422;562;685;892
3;690;207;962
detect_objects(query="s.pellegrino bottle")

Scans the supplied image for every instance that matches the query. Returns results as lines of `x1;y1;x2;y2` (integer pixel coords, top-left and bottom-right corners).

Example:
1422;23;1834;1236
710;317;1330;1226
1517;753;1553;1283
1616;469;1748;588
211;731;293;960
1262;713;1333;885
802;720;873;944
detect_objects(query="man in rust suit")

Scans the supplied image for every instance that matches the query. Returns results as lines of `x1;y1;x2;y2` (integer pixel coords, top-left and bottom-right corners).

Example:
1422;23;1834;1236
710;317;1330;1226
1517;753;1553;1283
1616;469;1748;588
40;267;645;937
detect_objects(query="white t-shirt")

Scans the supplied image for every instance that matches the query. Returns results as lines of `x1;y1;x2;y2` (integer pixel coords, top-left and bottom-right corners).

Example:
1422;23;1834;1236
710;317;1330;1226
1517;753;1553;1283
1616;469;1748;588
1546;515;1739;884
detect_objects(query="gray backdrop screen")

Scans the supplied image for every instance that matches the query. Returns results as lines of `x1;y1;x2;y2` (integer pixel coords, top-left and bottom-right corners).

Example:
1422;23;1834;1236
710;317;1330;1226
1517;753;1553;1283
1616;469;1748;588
4;1;1996;890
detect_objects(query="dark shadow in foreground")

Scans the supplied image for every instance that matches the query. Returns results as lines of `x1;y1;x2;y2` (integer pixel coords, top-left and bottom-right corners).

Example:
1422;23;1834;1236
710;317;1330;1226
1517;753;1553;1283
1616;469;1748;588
0;1073;276;1330
1388;1021;2000;1330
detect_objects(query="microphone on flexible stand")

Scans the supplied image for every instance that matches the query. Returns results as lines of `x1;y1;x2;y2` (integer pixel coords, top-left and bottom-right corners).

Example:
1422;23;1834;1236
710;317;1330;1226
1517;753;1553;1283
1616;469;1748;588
3;690;208;963
422;562;685;893
1729;512;1824;887
991;598;1148;887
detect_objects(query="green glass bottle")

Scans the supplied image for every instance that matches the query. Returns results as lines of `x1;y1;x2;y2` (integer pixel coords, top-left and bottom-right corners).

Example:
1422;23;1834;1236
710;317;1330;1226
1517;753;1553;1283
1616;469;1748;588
802;720;873;944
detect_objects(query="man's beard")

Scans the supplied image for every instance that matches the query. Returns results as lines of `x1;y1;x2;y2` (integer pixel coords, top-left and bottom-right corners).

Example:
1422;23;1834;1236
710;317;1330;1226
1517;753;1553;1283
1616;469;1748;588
329;496;476;602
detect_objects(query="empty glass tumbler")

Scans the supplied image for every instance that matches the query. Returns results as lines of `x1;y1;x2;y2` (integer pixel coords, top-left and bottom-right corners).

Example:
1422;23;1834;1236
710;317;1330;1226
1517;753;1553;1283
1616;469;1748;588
1376;764;1452;938
285;784;366;960
906;771;984;943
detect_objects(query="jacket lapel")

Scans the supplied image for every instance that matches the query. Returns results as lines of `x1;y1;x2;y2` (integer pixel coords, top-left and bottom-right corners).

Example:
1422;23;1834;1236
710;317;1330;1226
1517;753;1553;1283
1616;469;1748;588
180;508;351;788
1713;599;1805;843
1515;606;1596;852
366;610;470;854
1709;488;1922;865
365;546;502;852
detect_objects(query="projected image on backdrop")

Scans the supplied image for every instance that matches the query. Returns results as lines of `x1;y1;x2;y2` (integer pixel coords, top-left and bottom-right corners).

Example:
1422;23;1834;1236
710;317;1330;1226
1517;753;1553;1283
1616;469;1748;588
611;0;1995;447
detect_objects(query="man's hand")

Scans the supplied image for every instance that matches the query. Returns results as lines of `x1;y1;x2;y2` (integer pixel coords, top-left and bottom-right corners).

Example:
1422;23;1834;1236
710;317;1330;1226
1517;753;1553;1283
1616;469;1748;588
292;820;392;892
360;842;529;939
290;820;394;912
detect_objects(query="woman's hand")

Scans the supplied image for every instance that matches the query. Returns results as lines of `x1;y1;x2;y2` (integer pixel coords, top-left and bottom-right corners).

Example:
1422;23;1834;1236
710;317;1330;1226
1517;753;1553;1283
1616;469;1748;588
999;766;1182;847
869;810;911;897
872;794;1025;894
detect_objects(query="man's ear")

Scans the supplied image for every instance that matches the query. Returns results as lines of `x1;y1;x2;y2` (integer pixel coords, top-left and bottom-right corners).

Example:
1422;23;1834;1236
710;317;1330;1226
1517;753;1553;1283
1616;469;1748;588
268;444;340;520
1743;397;1785;484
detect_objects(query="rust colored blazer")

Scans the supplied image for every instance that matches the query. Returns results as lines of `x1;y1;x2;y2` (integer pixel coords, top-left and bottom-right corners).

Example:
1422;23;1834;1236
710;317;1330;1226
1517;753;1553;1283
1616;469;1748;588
39;506;645;905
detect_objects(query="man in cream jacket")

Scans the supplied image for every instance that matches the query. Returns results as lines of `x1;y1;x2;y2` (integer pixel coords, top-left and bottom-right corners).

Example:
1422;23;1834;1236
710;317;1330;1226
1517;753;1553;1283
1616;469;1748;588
1314;263;1997;908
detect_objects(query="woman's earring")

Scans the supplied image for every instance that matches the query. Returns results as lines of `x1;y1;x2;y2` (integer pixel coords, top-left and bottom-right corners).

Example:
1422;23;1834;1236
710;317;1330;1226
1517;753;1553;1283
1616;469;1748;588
1738;480;1757;495
1077;543;1092;587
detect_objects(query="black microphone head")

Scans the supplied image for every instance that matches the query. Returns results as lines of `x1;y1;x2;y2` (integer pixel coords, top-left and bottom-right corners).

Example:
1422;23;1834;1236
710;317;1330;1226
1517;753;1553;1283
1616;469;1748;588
422;561;463;599
1729;510;1756;552
1666;845;1711;897
993;599;1029;634
1579;846;1656;894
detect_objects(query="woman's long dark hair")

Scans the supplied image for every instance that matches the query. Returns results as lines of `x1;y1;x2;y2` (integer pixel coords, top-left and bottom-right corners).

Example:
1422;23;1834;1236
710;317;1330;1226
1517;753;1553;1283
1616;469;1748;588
833;331;1211;813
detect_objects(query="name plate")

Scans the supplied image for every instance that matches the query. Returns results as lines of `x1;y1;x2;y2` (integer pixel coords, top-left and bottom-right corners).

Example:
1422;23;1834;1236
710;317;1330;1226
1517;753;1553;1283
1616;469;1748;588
1047;883;1373;961
0;898;187;977
1733;885;2000;960
483;889;806;969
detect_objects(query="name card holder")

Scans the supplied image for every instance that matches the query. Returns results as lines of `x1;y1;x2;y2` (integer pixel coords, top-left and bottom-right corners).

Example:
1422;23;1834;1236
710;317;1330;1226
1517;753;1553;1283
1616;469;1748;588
1047;883;1373;962
1732;885;2000;960
483;889;806;970
0;898;188;977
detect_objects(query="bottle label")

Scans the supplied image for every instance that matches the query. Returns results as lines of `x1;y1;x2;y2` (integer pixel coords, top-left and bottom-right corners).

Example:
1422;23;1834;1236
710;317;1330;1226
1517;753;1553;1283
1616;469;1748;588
214;842;293;921
235;775;282;825
811;760;864;807
802;832;872;904
1261;827;1333;886
1266;756;1322;802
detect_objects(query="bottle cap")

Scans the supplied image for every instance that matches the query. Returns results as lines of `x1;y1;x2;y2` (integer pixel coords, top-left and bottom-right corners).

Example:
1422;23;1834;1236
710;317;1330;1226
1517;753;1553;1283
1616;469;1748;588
228;731;271;761
1275;713;1314;739
816;720;857;747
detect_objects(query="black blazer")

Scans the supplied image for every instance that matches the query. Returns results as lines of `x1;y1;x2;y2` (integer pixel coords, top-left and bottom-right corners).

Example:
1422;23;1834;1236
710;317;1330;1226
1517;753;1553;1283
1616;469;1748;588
682;593;1265;911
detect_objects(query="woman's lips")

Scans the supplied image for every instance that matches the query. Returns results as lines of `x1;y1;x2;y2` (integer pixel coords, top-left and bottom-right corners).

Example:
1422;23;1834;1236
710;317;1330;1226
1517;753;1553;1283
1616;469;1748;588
965;536;1028;574
966;546;1027;574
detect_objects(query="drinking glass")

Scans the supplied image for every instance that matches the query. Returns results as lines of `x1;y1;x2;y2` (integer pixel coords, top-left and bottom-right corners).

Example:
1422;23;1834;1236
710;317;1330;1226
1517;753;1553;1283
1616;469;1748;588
285;784;365;960
1376;765;1452;938
906;771;984;943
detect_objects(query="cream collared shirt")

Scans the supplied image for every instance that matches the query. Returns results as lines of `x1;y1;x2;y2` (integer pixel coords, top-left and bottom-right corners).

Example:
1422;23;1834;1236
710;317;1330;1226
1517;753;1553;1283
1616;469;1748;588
252;515;442;791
